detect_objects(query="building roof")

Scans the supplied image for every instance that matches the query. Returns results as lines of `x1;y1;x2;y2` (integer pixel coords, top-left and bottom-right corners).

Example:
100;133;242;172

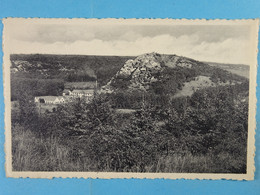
72;89;94;94
65;82;96;89
35;96;64;101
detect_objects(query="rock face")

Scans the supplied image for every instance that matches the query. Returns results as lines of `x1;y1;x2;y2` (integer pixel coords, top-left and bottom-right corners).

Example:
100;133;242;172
102;52;196;93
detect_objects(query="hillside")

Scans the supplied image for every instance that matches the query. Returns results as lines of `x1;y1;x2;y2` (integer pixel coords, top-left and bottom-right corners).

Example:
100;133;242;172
10;54;248;87
10;53;248;101
10;54;134;86
206;62;250;78
102;52;247;98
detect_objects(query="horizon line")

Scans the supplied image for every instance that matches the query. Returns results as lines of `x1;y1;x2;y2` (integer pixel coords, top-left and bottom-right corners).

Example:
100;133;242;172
9;52;250;66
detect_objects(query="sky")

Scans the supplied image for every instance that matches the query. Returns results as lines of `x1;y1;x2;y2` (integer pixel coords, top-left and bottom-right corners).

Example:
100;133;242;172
5;20;257;65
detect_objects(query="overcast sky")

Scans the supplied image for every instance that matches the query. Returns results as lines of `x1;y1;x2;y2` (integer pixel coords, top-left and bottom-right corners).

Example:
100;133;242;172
5;20;256;65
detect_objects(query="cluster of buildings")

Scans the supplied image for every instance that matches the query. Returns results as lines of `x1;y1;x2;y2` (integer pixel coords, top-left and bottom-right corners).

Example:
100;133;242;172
34;82;97;105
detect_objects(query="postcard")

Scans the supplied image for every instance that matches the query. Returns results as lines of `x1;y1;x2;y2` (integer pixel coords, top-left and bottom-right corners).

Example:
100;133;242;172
3;18;258;179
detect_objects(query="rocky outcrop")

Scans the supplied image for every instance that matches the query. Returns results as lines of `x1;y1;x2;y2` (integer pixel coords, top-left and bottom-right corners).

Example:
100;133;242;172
102;52;196;93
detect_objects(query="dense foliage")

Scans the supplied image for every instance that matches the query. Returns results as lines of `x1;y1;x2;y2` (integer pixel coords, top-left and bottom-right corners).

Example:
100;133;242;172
12;82;248;173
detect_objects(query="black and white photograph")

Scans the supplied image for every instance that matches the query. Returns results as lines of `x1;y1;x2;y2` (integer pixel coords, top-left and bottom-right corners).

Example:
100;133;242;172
3;19;258;179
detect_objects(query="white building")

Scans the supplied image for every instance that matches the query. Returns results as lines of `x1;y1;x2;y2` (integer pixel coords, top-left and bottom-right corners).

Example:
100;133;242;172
35;96;65;104
70;89;94;98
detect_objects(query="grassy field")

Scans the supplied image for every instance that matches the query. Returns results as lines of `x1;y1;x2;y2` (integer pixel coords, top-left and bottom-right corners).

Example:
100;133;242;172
12;124;83;171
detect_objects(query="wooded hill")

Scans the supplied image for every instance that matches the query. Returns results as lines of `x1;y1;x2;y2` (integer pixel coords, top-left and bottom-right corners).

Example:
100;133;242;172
11;54;134;86
10;53;248;101
10;53;248;86
103;52;248;98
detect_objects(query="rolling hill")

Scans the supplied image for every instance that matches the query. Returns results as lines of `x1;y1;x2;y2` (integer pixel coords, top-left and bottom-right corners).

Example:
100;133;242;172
102;52;247;98
206;62;250;78
10;53;249;101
